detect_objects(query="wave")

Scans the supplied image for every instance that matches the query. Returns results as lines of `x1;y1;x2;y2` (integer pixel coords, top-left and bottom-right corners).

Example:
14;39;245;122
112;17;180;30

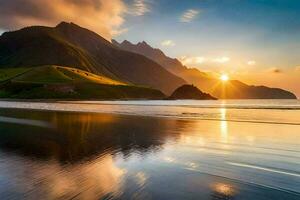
185;167;300;197
226;162;300;178
0;116;54;128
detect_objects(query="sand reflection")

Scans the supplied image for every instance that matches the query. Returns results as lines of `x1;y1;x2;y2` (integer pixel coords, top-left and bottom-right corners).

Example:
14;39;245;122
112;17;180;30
1;154;126;199
211;183;235;200
0;108;299;199
220;108;228;143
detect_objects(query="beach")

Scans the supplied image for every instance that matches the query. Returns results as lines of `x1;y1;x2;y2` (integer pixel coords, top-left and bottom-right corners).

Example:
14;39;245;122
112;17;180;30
0;100;299;199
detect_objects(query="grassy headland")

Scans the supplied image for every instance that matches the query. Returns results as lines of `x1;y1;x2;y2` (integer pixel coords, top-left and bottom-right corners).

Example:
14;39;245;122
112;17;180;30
0;66;165;100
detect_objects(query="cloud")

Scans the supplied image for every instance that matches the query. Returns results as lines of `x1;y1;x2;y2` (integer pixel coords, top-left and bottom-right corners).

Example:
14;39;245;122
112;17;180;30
111;27;129;36
129;0;151;16
179;56;205;65
268;67;283;73
213;56;230;63
247;60;256;65
0;0;127;40
180;9;200;23
295;66;300;72
273;68;282;73
161;40;175;47
179;55;232;66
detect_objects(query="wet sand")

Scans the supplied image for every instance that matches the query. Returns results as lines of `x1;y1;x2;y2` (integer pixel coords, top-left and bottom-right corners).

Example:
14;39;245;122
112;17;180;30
0;108;299;199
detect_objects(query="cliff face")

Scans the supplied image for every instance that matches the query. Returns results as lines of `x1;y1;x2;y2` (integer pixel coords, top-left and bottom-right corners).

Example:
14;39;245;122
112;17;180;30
168;85;217;100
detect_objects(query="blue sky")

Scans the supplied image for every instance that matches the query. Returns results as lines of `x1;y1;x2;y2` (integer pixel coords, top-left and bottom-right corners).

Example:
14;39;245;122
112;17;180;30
0;0;299;95
113;0;300;96
117;0;300;64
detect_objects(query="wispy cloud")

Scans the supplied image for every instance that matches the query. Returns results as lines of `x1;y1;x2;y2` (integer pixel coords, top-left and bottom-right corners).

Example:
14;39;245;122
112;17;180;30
247;60;256;65
130;0;151;16
213;56;230;63
0;0;127;40
179;56;205;65
179;55;233;67
161;40;175;47
111;27;129;36
180;9;200;23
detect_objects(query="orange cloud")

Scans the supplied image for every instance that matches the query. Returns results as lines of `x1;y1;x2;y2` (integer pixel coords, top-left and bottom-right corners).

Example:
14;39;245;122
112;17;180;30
0;0;127;40
179;56;205;65
213;56;230;63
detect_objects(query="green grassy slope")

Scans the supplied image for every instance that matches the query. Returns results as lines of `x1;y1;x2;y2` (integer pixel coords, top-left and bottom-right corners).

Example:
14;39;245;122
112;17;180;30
0;68;32;82
0;66;165;99
11;65;124;85
0;22;186;94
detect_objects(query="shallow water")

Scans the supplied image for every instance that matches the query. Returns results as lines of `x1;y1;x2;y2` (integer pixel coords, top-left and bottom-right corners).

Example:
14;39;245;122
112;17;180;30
1;100;300;124
0;100;299;199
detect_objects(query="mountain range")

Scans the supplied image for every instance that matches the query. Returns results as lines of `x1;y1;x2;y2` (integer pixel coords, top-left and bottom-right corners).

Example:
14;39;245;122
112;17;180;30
113;40;296;99
0;22;185;95
0;22;296;99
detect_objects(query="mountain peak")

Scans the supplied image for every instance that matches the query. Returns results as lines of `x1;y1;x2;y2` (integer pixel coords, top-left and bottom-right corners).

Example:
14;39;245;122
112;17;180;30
111;39;119;45
56;21;77;28
54;21;113;47
0;23;186;95
137;41;150;47
55;21;87;34
55;22;91;34
121;40;132;45
116;40;188;73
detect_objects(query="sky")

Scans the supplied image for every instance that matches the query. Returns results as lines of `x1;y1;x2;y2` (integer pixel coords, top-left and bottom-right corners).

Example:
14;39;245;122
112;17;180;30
0;0;300;97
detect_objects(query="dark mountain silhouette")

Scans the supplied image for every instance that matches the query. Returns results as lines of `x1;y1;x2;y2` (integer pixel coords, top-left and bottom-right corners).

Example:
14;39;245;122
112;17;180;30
168;85;217;100
212;80;297;99
112;39;188;74
0;22;186;94
113;40;296;99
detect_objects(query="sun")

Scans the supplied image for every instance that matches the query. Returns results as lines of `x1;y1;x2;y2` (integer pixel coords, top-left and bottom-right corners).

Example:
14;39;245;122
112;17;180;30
220;74;229;82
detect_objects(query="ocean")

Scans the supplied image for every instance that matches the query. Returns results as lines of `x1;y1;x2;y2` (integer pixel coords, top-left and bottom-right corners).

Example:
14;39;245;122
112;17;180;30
0;100;299;199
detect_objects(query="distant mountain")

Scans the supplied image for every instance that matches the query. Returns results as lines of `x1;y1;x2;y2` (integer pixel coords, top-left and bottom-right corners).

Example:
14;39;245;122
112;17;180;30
168;85;216;100
114;40;296;99
112;39;188;74
0;22;186;94
212;80;296;99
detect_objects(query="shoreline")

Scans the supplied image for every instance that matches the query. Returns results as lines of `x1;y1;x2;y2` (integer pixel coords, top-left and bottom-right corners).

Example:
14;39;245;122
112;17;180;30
0;102;299;199
1;100;300;126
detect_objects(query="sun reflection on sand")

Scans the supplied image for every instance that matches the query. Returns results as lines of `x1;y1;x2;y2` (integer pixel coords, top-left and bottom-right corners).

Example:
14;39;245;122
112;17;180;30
212;183;235;199
0;109;300;199
220;108;228;143
135;172;149;187
2;155;126;199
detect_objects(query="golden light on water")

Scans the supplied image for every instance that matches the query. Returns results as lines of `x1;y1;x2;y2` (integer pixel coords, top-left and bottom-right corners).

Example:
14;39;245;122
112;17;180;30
220;108;228;143
214;183;234;196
